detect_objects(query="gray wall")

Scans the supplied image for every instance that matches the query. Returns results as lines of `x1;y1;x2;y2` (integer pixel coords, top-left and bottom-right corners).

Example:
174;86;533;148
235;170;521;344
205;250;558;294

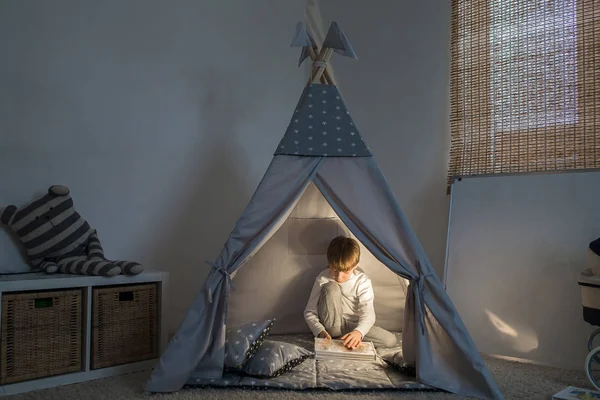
446;172;600;370
0;0;305;334
0;0;453;337
316;0;452;279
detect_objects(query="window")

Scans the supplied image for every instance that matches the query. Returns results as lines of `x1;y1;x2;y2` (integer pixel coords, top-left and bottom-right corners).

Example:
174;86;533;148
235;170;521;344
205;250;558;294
448;0;600;186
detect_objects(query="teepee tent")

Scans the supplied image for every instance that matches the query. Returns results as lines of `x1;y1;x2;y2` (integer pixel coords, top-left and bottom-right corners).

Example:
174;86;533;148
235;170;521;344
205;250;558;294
145;22;502;400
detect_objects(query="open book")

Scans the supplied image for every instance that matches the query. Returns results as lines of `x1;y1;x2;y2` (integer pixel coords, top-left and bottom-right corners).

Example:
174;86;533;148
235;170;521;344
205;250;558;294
552;386;600;400
314;337;377;361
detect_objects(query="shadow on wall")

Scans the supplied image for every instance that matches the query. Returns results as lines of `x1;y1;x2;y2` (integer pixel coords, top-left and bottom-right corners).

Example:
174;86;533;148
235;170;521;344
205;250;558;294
147;69;253;338
289;217;341;256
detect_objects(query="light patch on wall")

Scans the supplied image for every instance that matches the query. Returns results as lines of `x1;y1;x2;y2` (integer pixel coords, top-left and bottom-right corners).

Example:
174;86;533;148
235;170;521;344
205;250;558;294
485;309;539;353
486;309;518;337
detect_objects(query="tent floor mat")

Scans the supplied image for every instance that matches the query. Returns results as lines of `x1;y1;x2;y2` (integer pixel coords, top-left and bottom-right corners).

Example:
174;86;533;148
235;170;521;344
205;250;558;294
186;333;437;392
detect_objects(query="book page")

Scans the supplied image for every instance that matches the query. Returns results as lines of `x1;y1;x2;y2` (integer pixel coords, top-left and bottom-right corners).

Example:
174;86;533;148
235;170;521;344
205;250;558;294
314;338;374;354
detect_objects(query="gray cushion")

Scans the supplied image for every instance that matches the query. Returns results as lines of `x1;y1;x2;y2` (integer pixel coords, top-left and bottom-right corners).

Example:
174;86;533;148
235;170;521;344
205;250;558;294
242;340;313;378
225;319;274;371
381;350;415;377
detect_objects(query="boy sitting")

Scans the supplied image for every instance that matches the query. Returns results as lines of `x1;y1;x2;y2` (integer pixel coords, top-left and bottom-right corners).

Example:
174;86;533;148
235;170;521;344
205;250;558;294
304;236;398;349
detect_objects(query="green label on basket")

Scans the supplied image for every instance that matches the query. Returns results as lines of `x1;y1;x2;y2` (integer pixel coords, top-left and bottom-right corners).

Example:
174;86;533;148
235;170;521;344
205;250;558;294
35;298;53;308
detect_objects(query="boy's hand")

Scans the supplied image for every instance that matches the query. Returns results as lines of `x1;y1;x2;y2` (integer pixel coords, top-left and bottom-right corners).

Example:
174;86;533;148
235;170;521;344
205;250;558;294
318;330;332;341
341;330;362;349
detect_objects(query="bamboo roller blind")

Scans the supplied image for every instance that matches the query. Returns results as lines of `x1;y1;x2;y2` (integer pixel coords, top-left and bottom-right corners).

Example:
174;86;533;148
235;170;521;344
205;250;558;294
449;0;600;184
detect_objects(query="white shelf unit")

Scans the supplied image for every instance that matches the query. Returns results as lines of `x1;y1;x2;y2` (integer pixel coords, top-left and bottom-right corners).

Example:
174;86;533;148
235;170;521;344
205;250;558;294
0;271;169;396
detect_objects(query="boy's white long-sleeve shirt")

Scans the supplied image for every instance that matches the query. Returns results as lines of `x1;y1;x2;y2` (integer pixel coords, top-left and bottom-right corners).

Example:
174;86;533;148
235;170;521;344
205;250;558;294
303;268;376;338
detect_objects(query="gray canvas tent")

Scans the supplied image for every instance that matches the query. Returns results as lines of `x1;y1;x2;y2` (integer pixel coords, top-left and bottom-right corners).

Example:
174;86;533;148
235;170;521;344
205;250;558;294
145;22;503;400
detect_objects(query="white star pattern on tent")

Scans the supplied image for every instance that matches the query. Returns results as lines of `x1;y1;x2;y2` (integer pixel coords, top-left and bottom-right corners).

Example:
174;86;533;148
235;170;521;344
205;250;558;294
275;84;370;157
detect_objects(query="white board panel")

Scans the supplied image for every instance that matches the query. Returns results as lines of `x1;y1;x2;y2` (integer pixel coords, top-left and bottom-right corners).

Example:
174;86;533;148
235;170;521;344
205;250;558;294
445;171;600;370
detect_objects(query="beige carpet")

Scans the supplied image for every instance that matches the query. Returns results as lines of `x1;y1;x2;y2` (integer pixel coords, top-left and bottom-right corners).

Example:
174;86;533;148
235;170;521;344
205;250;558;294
4;356;593;400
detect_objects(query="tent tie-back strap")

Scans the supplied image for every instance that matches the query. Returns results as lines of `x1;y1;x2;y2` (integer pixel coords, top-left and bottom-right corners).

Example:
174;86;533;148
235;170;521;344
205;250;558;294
413;263;435;335
205;260;235;304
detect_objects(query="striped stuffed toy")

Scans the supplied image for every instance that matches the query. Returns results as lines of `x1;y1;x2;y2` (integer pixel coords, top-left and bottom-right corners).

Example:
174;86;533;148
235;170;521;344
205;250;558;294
0;185;143;276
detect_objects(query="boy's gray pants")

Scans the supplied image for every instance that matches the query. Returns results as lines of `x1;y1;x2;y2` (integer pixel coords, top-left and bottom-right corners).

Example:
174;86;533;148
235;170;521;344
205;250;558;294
317;282;398;348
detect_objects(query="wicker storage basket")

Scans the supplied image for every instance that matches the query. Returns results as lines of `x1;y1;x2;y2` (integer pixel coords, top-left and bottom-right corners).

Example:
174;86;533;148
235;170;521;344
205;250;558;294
1;289;83;384
91;283;158;369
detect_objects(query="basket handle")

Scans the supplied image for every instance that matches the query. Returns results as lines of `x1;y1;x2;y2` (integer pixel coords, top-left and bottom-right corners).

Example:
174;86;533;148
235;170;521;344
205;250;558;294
119;291;134;302
34;298;53;308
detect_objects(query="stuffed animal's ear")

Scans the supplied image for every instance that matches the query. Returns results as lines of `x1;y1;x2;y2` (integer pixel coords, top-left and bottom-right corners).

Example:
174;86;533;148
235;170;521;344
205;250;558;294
48;185;70;197
0;205;17;225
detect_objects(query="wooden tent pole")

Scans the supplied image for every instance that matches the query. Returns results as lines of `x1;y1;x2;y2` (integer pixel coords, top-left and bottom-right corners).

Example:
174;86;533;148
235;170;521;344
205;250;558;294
311;48;333;84
307;46;336;86
307;45;333;85
309;46;327;82
323;66;335;85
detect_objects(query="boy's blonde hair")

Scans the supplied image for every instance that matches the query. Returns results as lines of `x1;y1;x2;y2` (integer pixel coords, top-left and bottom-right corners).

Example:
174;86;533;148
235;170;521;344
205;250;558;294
327;236;360;272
